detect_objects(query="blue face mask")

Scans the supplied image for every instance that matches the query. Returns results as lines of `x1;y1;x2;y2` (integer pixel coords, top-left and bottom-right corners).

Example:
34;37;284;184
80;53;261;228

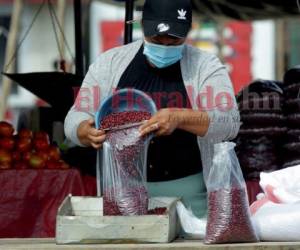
143;40;185;68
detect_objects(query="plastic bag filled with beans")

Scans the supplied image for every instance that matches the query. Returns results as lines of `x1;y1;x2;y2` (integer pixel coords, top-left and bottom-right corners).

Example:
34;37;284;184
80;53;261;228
204;142;259;244
100;111;151;216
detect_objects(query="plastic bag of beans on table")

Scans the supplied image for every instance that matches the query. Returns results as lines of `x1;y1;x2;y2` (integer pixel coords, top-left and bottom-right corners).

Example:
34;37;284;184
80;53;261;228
100;111;152;216
204;142;259;244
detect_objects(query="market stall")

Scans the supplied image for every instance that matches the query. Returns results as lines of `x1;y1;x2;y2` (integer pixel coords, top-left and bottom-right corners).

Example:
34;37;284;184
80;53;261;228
0;123;98;238
0;0;300;246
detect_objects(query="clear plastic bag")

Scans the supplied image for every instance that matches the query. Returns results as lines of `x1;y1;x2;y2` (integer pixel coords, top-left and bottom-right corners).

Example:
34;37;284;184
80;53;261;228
204;142;258;244
102;125;150;216
95;89;157;216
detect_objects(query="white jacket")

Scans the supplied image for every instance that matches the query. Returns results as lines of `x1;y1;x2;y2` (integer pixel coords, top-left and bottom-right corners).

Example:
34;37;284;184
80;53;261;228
64;39;240;180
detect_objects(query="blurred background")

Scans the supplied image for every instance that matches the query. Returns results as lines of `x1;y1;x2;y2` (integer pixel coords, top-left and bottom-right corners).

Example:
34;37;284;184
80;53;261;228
0;0;299;135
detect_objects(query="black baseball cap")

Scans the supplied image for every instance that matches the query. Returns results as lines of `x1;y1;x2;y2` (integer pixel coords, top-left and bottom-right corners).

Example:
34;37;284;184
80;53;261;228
142;0;192;38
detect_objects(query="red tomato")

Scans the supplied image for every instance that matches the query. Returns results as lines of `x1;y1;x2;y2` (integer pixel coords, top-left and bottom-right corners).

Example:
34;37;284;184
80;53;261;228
48;146;60;161
0;137;15;151
16;139;32;153
18;129;33;139
0;149;12;166
34;131;50;143
22;151;32;163
33;139;49;152
29;154;46;169
37;151;49;162
0;121;14;137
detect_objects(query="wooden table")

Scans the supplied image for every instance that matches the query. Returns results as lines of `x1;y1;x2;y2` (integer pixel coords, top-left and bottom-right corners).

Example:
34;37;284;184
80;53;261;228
1;239;300;250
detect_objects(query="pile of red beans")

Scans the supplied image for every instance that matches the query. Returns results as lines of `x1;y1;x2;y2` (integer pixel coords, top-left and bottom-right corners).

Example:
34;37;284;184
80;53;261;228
104;189;167;216
103;186;149;216
100;111;151;130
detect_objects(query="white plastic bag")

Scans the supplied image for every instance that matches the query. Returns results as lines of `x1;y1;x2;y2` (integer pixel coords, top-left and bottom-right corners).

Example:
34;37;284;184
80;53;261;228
176;201;206;239
250;166;300;241
252;201;300;241
259;165;300;203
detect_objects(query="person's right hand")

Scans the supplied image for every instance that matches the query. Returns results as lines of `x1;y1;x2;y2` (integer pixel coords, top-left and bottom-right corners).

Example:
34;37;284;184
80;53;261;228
77;119;106;149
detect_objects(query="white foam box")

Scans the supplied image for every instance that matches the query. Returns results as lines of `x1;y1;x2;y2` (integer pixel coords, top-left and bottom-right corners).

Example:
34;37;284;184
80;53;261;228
56;195;180;244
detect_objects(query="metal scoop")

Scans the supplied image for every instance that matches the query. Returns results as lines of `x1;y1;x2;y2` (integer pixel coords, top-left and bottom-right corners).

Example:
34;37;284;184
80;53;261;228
102;121;148;132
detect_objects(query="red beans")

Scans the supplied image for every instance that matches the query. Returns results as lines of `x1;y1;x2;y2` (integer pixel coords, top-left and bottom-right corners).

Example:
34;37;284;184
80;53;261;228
205;187;258;244
103;187;149;216
103;194;122;216
104;189;167;216
100;111;151;130
148;207;167;215
101;111;151;216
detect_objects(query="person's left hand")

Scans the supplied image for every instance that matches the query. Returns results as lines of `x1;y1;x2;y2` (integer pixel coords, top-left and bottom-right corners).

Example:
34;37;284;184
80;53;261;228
139;108;179;137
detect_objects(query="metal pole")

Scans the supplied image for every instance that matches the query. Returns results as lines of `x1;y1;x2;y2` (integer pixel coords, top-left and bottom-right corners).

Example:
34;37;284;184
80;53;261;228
74;0;84;77
275;19;285;80
124;0;134;44
57;0;66;58
0;0;23;120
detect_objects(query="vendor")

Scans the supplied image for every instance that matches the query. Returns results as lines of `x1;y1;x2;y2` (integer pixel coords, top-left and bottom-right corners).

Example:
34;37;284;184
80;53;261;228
64;0;240;218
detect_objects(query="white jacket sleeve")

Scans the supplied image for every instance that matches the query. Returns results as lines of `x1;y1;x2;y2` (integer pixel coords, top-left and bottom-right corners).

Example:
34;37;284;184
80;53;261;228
64;54;110;146
199;56;240;143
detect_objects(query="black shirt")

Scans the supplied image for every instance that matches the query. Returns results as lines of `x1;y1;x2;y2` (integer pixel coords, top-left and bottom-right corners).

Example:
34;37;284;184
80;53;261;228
117;45;202;182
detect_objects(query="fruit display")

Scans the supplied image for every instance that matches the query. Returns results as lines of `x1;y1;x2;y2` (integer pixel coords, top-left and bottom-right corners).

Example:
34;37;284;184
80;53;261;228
0;121;70;170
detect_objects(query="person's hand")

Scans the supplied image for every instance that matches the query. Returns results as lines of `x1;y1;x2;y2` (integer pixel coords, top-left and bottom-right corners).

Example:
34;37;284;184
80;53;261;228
77;118;106;149
139;109;179;137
